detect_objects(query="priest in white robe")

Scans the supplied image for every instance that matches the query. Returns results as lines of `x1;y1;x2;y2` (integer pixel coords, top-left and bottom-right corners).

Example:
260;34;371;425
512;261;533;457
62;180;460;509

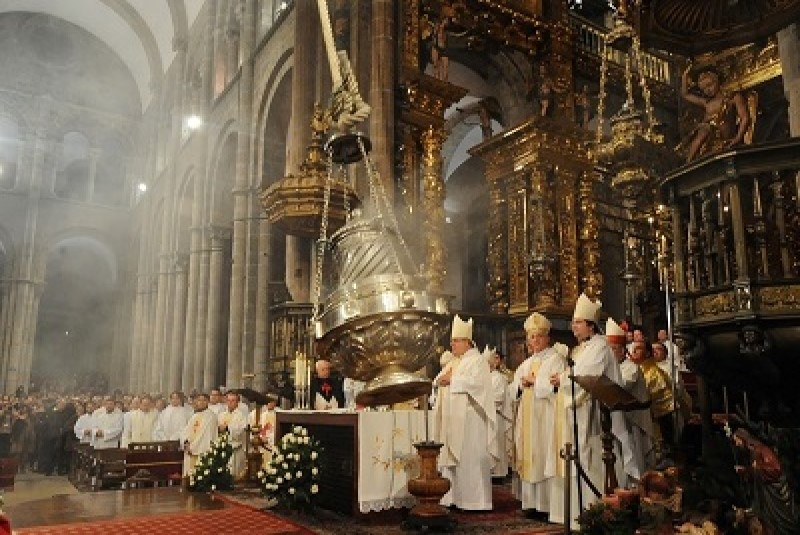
181;393;218;477
218;391;249;480
74;401;95;444
433;315;499;511
548;293;631;530
91;397;124;450
129;395;158;445
607;318;654;486
510;312;567;514
120;397;139;449
154;391;193;442
249;400;277;467
208;389;226;416
486;346;511;478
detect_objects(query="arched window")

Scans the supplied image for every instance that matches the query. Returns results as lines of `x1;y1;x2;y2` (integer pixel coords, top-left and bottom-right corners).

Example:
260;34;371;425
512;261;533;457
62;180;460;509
57;131;90;201
0;116;19;190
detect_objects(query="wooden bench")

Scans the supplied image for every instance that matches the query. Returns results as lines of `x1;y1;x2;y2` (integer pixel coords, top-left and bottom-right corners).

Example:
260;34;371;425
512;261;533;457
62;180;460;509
128;440;180;452
124;449;184;488
89;448;127;490
70;443;93;483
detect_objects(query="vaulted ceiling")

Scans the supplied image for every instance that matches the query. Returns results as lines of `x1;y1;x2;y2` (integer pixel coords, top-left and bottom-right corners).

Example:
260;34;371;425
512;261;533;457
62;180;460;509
0;0;205;111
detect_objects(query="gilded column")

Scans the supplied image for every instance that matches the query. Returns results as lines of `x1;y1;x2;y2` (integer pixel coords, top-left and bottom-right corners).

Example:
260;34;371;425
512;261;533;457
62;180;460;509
778;24;800;136
206;226;230;390
578;171;602;298
530;165;556;308
507;172;530;314
557;169;580;307
486;175;508;314
168;254;189;391
421;127;446;293
369;0;395;193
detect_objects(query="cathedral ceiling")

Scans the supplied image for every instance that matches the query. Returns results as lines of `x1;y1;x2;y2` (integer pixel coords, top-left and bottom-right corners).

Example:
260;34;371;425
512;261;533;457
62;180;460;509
0;0;204;111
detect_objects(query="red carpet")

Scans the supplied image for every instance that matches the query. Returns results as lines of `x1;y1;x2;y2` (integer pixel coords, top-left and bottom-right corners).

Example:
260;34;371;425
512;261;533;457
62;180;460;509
16;502;314;535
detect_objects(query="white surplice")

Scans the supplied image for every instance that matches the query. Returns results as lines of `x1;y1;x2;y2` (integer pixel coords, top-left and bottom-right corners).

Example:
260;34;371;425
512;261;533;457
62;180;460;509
490;369;511;477
218;408;248;479
618;357;655;484
249;408;276;466
153;404;193;441
129;408;159;444
74;413;94;444
91;408;124;450
433;346;498;510
511;346;566;512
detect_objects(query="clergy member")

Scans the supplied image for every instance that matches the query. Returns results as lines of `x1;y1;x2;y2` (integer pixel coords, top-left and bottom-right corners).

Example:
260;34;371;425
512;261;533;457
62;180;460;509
486;346;511;478
120;396;139;448
154;391;193;442
91;397;124;450
181;393;218;477
607;318;654;485
433;315;498;510
548;293;630;529
129;395;158;445
311;359;345;410
630;340;675;458
208;389;226;415
74;401;95;444
511;312;566;515
218;391;248;479
249;399;277;467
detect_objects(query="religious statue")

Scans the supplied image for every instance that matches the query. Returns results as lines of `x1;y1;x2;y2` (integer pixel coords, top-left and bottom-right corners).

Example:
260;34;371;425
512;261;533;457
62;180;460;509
732;428;800;534
528;63;555;117
679;65;752;162
575;84;592;128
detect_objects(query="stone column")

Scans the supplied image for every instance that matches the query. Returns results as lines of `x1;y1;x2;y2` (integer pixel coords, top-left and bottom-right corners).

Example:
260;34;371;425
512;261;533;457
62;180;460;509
87;148;101;202
253;215;272;391
4;124;45;393
143;277;157;392
421;127;446;293
150;252;171;392
168;254;189;391
369;0;395;193
182;226;202;393
193;236;211;390
226;0;256;389
129;274;147;392
284;0;317;304
206;227;229;390
778;24;800;136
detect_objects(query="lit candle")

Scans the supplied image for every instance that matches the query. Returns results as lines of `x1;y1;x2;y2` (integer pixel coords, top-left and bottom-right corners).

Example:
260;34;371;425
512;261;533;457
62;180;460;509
753;177;763;217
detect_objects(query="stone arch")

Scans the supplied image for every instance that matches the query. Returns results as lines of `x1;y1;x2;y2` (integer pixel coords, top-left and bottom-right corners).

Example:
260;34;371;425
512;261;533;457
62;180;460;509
172;167;195;253
208;122;238;226
33;232;120;384
254;47;293;187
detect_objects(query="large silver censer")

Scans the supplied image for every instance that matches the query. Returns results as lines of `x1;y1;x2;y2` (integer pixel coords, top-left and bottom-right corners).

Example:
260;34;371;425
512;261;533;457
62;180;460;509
315;136;451;407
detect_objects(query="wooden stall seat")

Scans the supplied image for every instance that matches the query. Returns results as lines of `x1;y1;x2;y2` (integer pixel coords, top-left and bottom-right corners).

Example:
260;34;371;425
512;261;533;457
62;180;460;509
0;458;18;490
90;448;127;490
124;449;184;488
128;440;180;452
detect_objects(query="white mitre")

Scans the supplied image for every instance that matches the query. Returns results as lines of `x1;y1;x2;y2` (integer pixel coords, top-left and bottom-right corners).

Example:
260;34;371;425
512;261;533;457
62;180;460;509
573;292;602;323
451;314;473;340
523;312;551;335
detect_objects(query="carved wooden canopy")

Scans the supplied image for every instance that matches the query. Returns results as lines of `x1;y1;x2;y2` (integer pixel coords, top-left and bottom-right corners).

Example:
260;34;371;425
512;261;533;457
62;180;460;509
636;0;800;55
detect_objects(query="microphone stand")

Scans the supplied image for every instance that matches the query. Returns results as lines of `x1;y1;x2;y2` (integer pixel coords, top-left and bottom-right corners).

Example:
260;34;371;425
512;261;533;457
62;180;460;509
567;353;585;514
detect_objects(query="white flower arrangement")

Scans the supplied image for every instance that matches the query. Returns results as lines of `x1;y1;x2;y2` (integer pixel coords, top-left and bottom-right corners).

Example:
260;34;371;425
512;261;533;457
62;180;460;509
259;425;322;511
189;430;234;493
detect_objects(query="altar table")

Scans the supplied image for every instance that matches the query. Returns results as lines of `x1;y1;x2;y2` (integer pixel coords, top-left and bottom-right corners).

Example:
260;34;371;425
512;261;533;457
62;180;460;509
275;410;430;515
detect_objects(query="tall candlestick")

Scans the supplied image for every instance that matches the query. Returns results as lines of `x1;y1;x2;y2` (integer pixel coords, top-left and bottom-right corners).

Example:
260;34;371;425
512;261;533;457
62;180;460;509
424;394;430;443
753;177;763;217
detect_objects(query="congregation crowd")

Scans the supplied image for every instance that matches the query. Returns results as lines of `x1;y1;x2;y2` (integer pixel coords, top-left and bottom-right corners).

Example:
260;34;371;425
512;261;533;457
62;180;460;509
0;387;278;480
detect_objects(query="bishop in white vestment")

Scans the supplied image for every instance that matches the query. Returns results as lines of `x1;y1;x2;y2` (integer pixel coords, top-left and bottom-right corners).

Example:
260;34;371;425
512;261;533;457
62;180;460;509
548;293;631;530
433;315;499;511
510;312;567;513
181;393;218;476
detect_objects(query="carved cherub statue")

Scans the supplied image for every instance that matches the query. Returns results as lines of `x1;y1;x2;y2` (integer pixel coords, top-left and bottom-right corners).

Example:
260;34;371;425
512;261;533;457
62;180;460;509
679;65;753;162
